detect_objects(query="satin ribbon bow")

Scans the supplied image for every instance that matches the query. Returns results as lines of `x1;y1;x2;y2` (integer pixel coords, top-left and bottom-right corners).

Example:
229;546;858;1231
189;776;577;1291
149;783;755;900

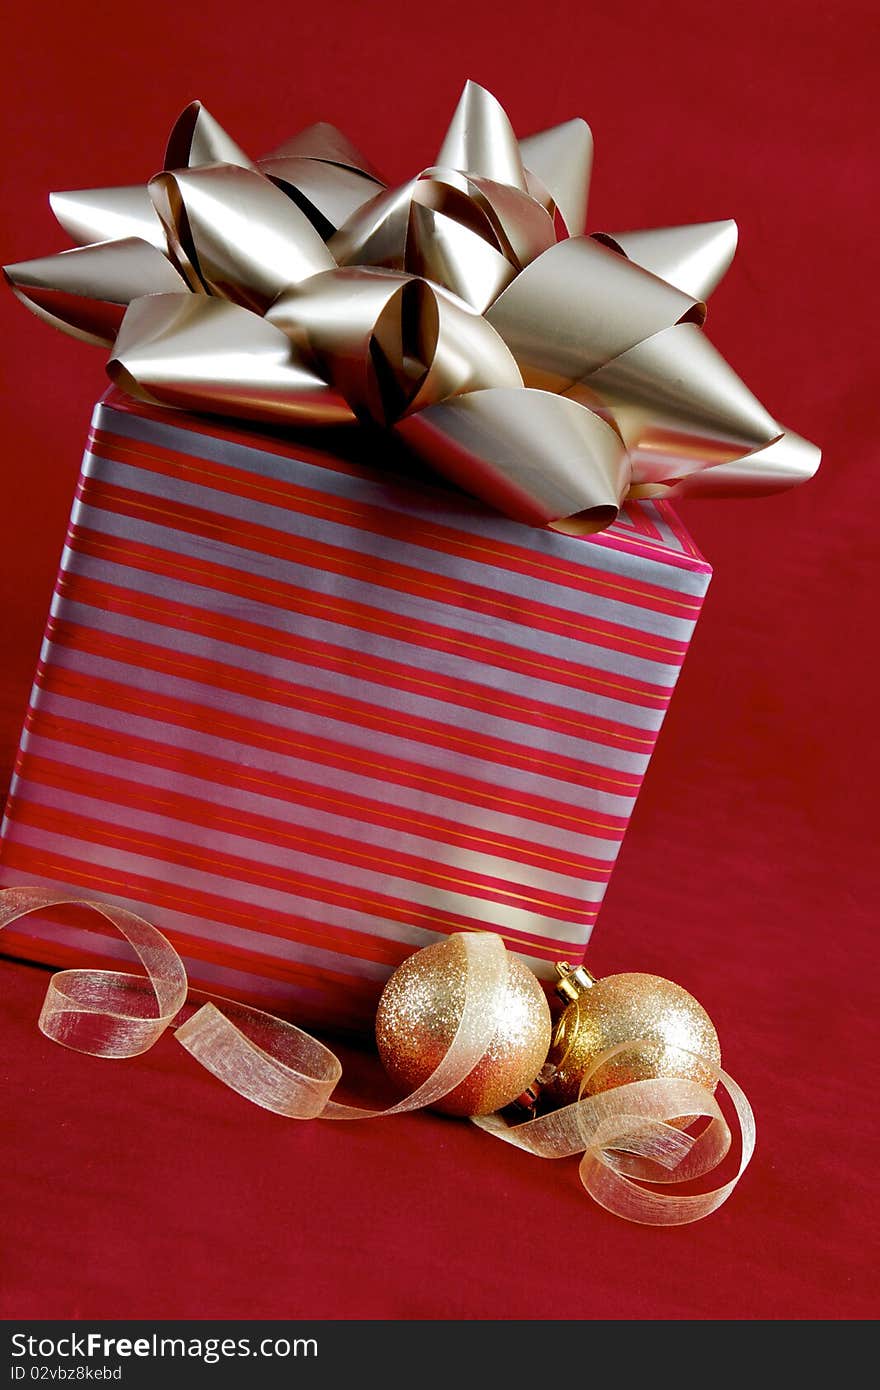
4;82;819;528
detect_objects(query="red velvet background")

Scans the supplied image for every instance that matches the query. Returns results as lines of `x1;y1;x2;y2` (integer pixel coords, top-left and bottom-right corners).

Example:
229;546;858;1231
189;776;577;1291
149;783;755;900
2;0;877;1321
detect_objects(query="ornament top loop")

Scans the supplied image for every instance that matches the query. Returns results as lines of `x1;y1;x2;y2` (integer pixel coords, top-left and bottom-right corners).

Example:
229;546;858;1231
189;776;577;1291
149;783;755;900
554;960;597;1004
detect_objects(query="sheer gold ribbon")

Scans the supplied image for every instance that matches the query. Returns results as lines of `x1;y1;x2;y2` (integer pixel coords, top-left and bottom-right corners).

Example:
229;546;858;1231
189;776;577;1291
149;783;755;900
4;82;819;529
1;887;754;1225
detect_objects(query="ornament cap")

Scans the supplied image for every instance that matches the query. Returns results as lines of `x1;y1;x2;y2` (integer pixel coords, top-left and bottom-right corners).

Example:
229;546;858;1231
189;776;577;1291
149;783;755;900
507;1061;558;1116
554;960;597;1005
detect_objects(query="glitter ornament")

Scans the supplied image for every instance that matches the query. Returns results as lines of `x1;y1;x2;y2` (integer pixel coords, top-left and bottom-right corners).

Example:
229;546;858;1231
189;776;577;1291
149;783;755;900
542;962;721;1109
375;935;552;1116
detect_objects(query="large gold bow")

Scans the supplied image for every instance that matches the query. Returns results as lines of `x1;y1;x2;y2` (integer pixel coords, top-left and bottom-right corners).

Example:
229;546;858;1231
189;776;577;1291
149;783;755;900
4;82;819;528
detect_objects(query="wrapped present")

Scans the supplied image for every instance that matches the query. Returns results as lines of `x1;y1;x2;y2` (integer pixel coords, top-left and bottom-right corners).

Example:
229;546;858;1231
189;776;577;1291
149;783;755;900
0;390;710;1029
0;83;818;1032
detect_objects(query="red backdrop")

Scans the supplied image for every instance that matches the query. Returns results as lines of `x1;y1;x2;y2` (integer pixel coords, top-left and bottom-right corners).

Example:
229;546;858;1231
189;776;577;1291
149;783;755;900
1;0;876;1321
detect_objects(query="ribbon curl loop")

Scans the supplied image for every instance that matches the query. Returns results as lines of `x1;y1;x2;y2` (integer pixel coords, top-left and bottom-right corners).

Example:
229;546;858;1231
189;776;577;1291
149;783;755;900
4;81;819;530
474;1046;755;1226
0;887;187;1058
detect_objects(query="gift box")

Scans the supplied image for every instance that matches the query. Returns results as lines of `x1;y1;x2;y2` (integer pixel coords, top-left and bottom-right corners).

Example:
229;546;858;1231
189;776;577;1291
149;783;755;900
1;83;818;1033
0;388;710;1031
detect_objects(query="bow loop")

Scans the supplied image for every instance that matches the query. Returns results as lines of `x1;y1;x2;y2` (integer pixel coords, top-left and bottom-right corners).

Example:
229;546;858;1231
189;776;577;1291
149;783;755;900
437;79;528;191
259;121;384;237
108;292;353;425
485;236;706;392
164;100;255;172
3;237;187;347
414;167;556;271
149;163;336;311
49;184;167;251
267;267;522;426
595;219;739;300
519;116;594;236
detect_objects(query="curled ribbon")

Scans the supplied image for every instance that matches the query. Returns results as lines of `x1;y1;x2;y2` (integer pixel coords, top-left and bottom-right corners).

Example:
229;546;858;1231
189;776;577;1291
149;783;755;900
1;887;754;1225
4;82;818;529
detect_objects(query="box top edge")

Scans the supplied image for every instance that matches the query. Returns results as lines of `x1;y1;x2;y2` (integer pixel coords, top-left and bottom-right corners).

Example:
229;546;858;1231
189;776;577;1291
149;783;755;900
96;388;712;576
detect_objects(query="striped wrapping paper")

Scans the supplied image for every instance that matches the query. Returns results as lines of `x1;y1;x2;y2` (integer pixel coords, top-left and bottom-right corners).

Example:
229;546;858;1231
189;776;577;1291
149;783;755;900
0;392;712;1032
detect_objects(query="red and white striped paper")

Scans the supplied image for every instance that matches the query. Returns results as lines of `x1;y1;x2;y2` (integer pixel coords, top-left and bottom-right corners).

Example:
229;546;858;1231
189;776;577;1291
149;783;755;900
0;393;711;1031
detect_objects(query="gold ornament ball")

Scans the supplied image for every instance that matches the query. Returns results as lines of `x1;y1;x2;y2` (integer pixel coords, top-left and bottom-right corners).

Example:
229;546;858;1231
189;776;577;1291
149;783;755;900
375;936;552;1116
543;972;721;1108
